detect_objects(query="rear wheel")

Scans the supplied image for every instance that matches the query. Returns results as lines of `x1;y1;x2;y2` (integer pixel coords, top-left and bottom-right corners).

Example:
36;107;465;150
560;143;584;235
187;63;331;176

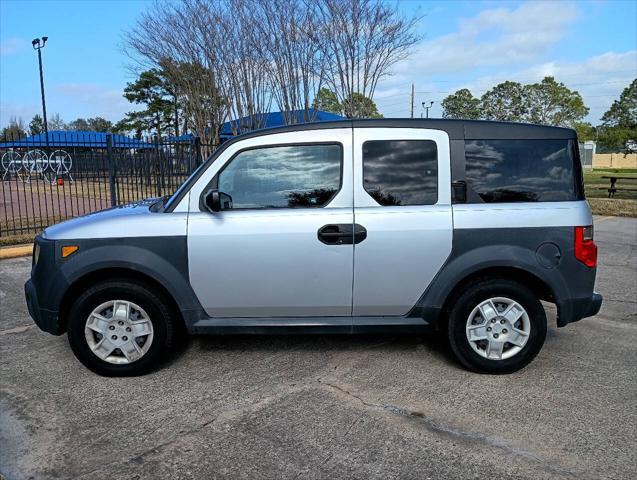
447;279;547;374
67;279;175;376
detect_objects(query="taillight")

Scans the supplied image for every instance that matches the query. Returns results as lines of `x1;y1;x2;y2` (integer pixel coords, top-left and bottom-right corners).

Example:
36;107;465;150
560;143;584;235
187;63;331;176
574;226;597;268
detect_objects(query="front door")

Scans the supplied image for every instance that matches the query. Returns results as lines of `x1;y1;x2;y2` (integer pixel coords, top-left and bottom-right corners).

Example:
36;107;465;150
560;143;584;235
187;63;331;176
187;129;354;318
352;128;453;316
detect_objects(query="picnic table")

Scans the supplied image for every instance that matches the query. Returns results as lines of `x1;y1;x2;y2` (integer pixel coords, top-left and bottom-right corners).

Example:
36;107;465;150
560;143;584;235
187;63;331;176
600;175;637;198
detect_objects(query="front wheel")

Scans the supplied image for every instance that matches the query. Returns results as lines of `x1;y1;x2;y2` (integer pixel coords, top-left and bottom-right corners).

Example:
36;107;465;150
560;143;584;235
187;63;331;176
67;279;175;376
447;279;547;374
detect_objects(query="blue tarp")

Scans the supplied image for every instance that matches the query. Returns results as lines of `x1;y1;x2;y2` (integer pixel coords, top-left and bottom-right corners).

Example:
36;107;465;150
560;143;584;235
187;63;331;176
0;131;154;149
219;109;344;139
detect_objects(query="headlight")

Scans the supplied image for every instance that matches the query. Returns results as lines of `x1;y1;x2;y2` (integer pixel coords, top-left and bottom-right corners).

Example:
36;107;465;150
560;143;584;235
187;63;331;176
33;243;40;266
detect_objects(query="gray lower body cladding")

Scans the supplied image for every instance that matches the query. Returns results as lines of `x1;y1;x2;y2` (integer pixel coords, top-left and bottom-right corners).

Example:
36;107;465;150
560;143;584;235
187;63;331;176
411;226;601;327
25;225;601;336
25;235;201;335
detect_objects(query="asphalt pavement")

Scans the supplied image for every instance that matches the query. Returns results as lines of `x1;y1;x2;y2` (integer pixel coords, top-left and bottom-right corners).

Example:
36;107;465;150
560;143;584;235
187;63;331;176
1;216;635;479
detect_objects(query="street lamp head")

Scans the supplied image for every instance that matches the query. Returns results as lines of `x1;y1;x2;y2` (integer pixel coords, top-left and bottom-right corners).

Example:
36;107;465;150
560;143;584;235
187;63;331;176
32;37;47;49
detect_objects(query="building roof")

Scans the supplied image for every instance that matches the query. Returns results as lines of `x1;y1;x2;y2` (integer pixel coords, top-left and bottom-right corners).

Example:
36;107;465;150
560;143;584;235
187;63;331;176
0;131;154;148
219;109;344;138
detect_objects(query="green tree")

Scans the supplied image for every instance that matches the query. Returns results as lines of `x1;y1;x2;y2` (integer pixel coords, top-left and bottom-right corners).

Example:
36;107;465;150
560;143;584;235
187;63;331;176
598;79;637;152
312;88;341;114
29;114;45;135
441;88;481;119
525;76;589;127
68;118;91;131
87;117;113;132
1;117;27;141
116;69;176;137
480;81;528;122
601;79;637;128
573;122;596;142
341;93;383;119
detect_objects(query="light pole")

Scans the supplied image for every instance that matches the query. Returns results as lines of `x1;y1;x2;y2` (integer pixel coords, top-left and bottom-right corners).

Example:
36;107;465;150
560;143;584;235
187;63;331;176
421;101;434;119
32;36;49;146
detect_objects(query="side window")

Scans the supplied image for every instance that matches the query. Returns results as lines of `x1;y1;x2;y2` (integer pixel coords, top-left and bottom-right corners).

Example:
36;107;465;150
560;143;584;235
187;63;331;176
217;144;342;209
363;140;438;206
465;139;581;203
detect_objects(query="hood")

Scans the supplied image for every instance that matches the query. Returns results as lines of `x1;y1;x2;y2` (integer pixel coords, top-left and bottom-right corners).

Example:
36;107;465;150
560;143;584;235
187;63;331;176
43;198;187;240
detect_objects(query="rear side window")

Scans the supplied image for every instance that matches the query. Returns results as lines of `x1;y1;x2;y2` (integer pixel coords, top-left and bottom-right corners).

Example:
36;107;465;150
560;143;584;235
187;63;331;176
363;140;438;206
465;139;582;203
218;144;342;209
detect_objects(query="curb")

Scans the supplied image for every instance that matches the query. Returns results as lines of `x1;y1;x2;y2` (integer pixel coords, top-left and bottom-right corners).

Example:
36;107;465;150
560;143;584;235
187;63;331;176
0;244;32;260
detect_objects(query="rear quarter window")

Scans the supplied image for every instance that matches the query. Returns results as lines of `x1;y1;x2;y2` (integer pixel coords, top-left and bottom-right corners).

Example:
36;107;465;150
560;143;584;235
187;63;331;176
464;139;583;203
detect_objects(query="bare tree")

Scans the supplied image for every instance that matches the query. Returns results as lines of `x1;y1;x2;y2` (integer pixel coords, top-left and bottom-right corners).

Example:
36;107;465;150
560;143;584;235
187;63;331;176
255;0;327;124
123;0;421;144
124;0;228;150
216;0;273;135
316;0;419;118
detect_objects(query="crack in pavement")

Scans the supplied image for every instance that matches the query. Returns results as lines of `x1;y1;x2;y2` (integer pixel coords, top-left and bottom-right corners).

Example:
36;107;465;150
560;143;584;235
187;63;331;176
72;386;304;479
0;325;32;335
317;379;577;479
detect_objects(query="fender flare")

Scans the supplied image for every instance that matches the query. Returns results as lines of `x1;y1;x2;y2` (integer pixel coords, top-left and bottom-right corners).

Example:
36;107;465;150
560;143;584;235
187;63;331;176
415;244;569;312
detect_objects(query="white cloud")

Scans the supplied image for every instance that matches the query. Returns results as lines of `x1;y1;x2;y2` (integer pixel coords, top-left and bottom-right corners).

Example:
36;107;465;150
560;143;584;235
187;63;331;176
51;83;134;121
395;2;579;76
458;50;637;122
0;37;27;56
372;0;635;123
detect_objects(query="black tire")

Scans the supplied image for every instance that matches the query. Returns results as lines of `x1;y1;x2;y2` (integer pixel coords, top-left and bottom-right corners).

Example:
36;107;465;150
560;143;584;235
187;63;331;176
447;278;547;374
67;279;175;376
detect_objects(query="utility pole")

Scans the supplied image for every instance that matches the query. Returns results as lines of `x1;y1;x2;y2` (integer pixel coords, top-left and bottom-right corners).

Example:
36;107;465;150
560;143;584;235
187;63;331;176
410;83;415;118
32;36;49;146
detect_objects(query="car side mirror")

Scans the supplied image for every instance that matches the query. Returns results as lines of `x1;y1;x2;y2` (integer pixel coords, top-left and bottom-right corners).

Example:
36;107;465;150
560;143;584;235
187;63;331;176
204;189;233;212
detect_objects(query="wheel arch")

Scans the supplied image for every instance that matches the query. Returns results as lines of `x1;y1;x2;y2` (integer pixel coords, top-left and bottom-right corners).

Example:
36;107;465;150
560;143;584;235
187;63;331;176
58;267;187;334
440;266;556;316
54;241;203;334
414;243;569;328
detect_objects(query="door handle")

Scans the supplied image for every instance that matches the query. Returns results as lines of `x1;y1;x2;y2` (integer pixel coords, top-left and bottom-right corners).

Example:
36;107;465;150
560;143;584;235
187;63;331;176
318;224;367;245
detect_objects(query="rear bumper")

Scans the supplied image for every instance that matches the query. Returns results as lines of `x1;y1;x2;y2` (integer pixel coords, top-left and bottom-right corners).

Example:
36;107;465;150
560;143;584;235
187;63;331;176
557;292;603;327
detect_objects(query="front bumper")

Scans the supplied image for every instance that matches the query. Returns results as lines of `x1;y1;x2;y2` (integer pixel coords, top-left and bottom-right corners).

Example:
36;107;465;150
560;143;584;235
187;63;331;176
25;278;63;335
557;292;603;327
24;236;67;336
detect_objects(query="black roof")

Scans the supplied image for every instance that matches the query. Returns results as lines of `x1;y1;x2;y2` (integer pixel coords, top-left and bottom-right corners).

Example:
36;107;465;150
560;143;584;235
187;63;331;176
226;118;576;142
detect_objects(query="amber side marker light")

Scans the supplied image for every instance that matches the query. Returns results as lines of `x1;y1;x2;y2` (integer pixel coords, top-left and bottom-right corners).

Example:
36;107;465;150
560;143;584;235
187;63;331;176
62;245;79;258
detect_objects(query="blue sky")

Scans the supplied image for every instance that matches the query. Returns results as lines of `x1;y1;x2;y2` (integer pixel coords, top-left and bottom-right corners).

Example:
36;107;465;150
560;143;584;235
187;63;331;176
1;0;636;129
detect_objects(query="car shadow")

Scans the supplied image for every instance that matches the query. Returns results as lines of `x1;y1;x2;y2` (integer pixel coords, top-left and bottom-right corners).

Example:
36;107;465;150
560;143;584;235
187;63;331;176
167;331;457;368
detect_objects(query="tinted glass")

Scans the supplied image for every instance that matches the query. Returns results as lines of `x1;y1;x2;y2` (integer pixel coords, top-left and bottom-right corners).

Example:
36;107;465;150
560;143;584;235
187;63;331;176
363;140;438;206
465;139;580;203
218;144;341;209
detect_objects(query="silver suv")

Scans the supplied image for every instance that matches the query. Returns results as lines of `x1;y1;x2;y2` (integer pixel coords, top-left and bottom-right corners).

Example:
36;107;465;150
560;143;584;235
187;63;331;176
25;119;602;376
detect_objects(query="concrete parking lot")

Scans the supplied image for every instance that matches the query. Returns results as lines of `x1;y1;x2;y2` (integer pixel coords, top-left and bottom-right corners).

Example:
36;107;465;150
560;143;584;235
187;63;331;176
1;216;635;480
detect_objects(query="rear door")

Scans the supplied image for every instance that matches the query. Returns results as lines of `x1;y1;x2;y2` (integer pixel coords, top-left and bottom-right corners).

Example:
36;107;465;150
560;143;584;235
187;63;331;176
352;128;453;316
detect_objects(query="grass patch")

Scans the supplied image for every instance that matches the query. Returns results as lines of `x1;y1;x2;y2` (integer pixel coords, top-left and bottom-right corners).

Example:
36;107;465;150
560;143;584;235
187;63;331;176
587;198;637;217
583;169;637;207
0;233;36;247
